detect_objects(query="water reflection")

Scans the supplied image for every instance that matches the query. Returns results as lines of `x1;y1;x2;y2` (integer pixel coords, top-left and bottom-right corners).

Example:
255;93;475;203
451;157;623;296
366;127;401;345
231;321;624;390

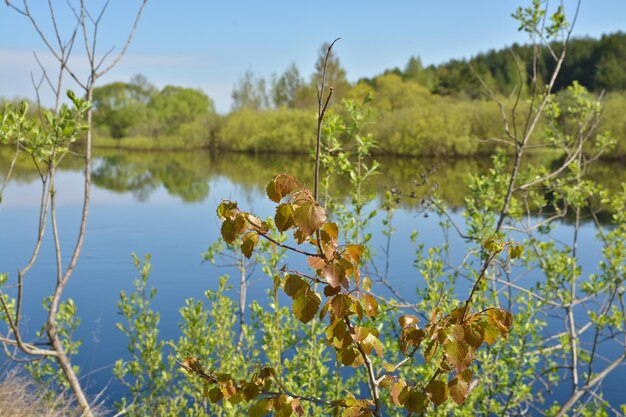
1;146;625;213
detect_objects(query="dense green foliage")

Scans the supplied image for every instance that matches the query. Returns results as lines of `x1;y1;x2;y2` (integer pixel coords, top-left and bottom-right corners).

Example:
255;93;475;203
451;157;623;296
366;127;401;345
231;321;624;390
76;31;626;157
425;32;626;96
217;109;316;153
92;75;219;147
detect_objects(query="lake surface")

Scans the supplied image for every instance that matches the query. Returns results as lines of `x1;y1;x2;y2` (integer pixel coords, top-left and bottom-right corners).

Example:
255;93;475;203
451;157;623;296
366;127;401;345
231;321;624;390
1;148;625;412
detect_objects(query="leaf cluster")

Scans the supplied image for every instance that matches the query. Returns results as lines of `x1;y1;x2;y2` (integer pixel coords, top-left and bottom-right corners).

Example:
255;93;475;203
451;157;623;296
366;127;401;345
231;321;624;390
181;173;518;416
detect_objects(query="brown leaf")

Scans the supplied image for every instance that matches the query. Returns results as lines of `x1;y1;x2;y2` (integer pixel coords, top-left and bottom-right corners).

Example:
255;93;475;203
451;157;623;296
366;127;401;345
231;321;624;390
323;284;341;297
425;380;448;405
448;376;470;405
363;294;378;318
266;174;299;203
390;381;406;405
399;315;419;329
404;388;429;413
322;261;346;288
307;256;326;270
294;201;327;236
444;341;475;372
331;294;352;318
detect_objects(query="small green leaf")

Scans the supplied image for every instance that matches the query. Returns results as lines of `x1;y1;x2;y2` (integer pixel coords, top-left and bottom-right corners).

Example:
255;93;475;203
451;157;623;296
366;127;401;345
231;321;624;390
482;236;503;253
509;243;524;259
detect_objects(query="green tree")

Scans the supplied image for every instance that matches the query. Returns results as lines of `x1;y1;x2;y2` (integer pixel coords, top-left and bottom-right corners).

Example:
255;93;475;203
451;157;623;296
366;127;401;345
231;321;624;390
594;32;626;90
272;62;304;108
149;85;214;135
93;78;154;138
232;70;270;111
403;56;436;90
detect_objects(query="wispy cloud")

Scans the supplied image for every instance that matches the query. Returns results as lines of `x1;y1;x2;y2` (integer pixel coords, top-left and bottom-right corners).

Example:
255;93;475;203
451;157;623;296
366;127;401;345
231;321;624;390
0;48;232;110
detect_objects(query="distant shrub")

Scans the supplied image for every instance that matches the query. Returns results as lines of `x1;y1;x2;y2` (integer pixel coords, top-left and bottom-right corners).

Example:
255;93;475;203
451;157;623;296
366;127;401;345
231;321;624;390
218;108;316;153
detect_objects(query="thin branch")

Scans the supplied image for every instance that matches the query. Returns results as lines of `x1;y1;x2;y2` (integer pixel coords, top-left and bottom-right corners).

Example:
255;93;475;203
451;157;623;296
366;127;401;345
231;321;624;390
345;316;380;416
259;233;320;258
555;354;626;417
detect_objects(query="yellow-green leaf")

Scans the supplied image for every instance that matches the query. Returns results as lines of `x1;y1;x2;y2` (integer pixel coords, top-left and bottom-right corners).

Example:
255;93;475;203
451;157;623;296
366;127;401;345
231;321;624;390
464;323;485;349
241;232;259;259
444;341;475;372
208;386;223;403
217;201;238;220
249;398;272;417
425;380;448;405
275;203;295;232
509;243;524;259
241;382;260;401
292;289;321;323
221;220;237;244
423;339;439;362
284;275;307;298
404;388;429;413
331;294;352;318
482;235;503;253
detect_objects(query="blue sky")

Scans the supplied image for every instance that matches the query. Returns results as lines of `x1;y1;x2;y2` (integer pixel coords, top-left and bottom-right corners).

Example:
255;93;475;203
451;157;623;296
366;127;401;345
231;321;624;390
1;1;625;112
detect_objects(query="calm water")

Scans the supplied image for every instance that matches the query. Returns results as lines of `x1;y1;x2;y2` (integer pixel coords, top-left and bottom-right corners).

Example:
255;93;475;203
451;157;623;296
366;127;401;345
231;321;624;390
0;148;624;411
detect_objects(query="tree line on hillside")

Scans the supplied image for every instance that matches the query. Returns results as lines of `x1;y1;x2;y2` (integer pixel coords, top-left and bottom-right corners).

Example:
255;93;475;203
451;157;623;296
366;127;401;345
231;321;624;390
3;32;625;156
230;32;626;110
